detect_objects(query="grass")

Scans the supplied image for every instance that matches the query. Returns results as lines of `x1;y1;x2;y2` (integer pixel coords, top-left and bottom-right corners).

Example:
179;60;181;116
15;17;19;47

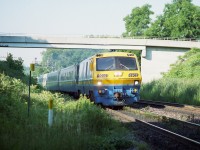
141;78;200;106
0;73;145;150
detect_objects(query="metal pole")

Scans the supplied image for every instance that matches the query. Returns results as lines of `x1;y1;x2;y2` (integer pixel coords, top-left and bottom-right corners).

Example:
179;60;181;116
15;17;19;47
28;70;31;117
28;63;35;117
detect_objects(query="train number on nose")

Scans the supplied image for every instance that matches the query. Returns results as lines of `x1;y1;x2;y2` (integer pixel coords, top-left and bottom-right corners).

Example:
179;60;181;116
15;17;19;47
128;73;138;77
97;74;108;78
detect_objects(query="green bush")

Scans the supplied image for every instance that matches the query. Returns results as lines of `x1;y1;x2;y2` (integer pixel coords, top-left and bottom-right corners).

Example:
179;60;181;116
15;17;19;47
0;74;136;150
163;48;200;79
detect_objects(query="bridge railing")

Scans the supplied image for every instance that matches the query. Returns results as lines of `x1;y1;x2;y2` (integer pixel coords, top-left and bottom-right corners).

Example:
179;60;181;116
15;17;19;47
0;33;199;42
84;35;200;42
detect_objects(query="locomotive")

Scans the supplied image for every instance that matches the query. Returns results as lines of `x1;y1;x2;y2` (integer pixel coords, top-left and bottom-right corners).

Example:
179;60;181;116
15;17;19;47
38;52;142;106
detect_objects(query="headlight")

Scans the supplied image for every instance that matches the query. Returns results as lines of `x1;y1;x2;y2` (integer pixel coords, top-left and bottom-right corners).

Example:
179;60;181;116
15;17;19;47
97;81;102;86
98;89;106;94
134;80;139;85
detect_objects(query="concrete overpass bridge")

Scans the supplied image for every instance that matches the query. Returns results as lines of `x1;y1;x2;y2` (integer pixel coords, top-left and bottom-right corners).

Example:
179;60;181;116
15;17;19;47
0;35;200;82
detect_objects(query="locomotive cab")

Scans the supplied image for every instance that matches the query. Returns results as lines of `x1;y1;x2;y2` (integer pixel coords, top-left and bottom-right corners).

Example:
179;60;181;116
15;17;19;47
91;52;142;106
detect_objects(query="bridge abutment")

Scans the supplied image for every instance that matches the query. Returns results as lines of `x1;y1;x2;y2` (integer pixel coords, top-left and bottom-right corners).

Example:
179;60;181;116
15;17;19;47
141;47;189;83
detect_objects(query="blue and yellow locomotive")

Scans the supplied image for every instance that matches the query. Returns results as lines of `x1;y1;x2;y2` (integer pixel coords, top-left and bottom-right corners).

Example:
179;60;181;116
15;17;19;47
38;52;142;106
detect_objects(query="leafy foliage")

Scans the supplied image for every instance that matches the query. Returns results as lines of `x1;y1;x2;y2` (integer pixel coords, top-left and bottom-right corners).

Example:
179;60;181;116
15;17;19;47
123;0;200;39
34;49;108;75
0;74;137;150
0;74;26;117
163;48;200;78
145;0;200;38
0;53;25;79
123;4;154;37
0;53;36;84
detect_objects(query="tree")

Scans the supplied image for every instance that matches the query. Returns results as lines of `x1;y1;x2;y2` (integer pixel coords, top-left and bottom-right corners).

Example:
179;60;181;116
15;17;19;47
123;4;154;37
35;49;108;75
0;53;25;79
0;53;35;84
145;0;200;38
6;54;24;75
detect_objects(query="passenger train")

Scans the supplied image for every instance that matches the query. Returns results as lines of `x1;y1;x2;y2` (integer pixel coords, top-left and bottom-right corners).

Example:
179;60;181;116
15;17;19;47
37;52;142;106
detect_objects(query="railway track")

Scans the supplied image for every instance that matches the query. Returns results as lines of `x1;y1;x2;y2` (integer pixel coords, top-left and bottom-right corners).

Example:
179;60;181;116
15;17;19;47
137;100;185;107
126;107;200;139
107;108;200;150
133;99;200;124
137;99;200;109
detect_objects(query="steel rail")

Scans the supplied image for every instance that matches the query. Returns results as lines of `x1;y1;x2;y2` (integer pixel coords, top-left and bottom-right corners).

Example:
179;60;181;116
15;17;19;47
135;119;200;149
107;109;200;150
167;117;200;130
130;107;200;130
137;99;184;107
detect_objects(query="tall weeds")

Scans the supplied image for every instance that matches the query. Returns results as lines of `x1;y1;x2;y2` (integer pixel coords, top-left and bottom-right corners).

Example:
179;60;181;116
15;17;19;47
0;74;135;150
141;78;200;105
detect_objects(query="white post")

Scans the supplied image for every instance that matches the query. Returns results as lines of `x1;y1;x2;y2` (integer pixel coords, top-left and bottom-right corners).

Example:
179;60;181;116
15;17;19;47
48;99;53;126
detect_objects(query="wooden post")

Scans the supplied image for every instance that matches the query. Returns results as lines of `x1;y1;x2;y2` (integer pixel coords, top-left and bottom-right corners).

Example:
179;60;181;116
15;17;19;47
48;99;53;126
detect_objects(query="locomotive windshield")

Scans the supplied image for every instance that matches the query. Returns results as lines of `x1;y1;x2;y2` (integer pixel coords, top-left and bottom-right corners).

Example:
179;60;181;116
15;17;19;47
96;57;138;71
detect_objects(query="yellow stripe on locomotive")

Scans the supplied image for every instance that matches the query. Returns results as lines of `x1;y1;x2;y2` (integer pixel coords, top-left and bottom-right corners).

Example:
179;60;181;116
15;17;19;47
84;52;142;106
91;52;142;86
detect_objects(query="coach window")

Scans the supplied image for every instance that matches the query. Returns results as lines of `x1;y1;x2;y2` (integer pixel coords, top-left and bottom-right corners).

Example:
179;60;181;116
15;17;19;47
85;62;88;78
63;73;66;80
81;63;85;80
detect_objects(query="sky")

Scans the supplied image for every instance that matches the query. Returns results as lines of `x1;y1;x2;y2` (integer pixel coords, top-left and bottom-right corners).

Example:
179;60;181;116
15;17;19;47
0;0;200;66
